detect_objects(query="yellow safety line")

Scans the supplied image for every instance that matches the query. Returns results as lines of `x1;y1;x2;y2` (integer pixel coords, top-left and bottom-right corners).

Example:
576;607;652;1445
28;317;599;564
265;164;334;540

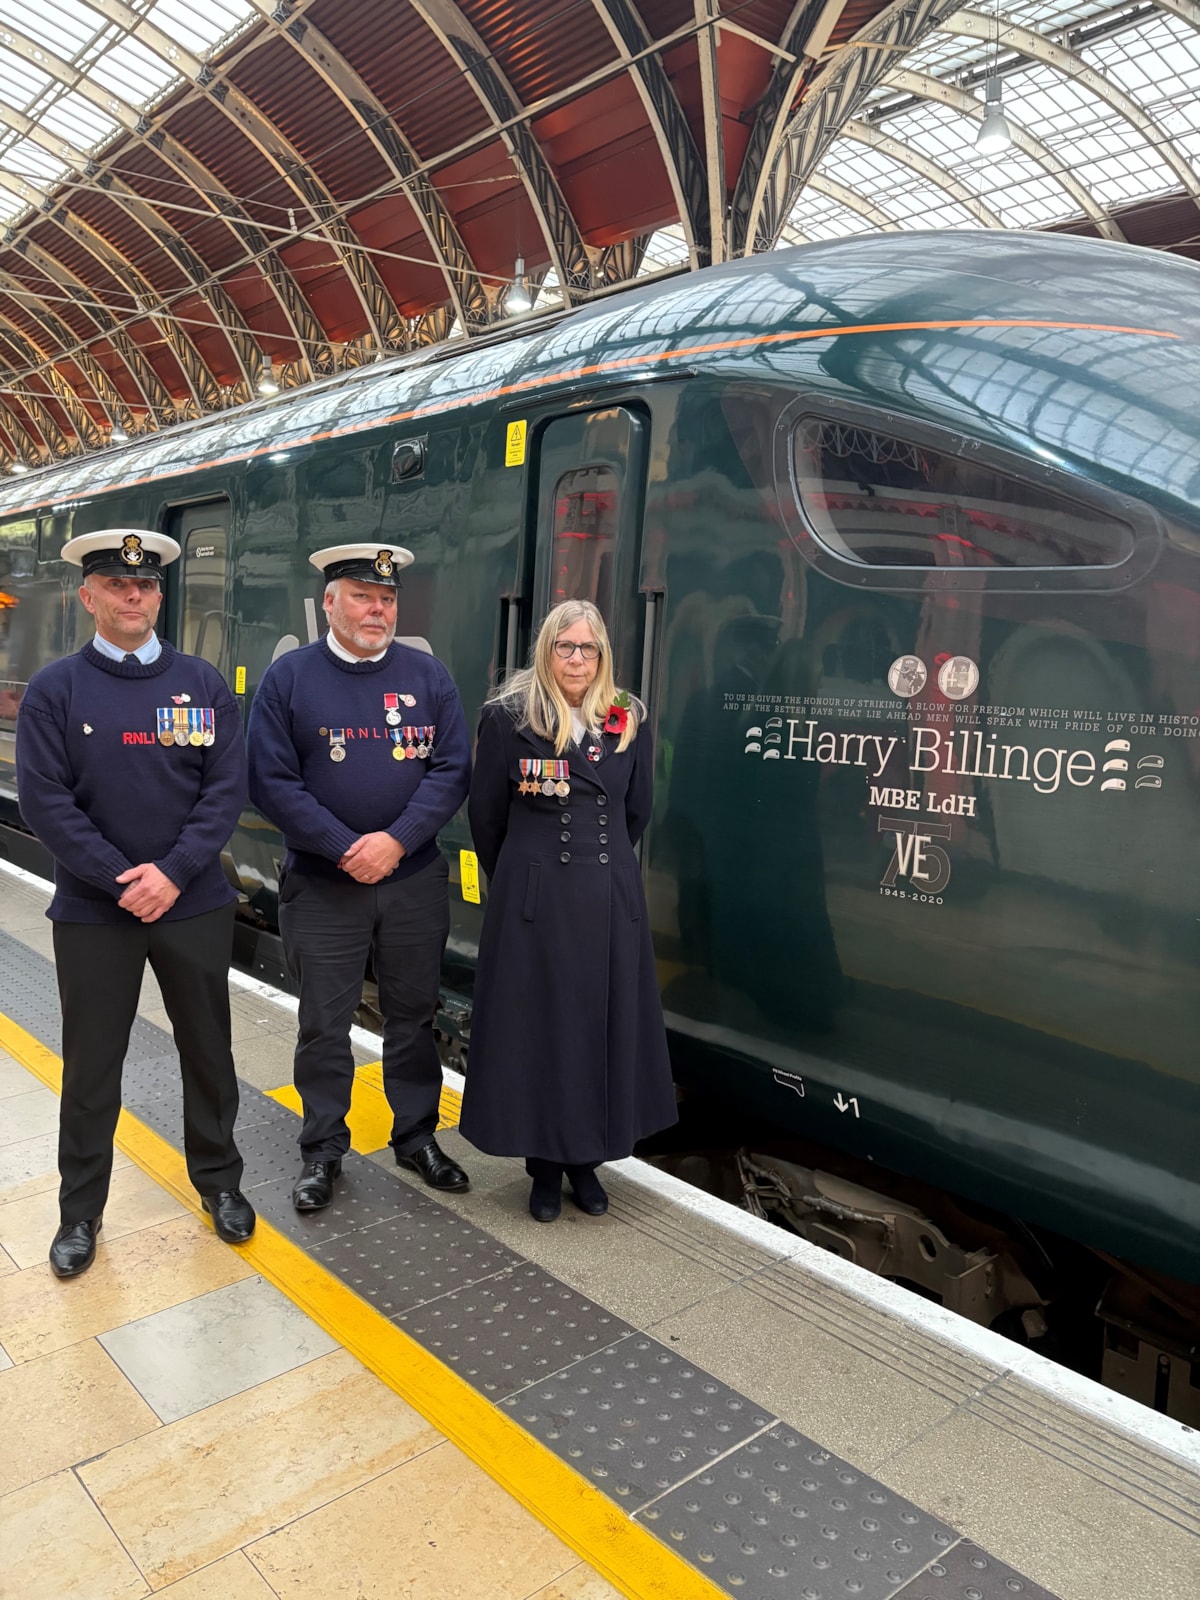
0;1010;722;1600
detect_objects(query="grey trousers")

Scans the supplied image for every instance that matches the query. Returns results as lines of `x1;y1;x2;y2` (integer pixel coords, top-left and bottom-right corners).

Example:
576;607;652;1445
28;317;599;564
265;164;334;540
278;856;450;1161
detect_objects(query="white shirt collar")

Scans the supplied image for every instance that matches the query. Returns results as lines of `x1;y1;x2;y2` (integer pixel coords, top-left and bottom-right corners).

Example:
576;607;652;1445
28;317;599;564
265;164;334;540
92;631;162;664
325;630;388;664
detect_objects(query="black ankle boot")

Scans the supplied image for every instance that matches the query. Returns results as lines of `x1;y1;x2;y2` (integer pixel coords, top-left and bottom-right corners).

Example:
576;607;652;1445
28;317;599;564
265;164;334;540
525;1158;563;1223
565;1164;608;1216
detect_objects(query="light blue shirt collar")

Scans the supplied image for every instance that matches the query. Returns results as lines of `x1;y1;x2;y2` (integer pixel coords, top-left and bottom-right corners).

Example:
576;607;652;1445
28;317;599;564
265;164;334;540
92;631;162;664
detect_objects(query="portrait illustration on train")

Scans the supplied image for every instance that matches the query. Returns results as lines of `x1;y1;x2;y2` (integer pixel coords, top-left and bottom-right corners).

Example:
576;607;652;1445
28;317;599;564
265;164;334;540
0;231;1197;1406
12;528;255;1276
247;542;472;1213
460;600;677;1222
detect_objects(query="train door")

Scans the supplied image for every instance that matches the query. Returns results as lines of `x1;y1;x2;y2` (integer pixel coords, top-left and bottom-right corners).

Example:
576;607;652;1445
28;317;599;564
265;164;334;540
528;406;654;699
167;500;231;670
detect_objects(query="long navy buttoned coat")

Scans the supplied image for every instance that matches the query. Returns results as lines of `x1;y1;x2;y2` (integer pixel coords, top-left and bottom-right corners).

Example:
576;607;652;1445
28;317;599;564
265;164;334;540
459;701;677;1165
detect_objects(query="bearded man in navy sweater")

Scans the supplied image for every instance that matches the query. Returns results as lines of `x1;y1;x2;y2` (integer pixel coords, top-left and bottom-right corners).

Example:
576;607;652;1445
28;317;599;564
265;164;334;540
247;543;471;1212
15;529;255;1278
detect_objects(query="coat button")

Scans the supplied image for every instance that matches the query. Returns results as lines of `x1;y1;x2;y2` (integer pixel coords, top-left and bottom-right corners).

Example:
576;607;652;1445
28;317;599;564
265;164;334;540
597;794;607;805
560;831;571;842
599;833;608;844
598;852;609;864
560;813;571;823
598;815;608;825
560;851;571;863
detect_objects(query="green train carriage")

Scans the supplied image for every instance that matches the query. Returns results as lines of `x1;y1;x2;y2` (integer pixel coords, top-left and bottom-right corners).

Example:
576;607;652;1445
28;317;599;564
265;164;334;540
1;231;1197;1408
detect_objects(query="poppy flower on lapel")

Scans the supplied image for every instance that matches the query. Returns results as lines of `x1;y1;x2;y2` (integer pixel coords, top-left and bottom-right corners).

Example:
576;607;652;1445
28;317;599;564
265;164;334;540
603;691;631;736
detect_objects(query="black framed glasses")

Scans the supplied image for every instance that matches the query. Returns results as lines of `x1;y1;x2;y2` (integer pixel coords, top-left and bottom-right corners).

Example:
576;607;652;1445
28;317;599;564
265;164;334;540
552;640;600;661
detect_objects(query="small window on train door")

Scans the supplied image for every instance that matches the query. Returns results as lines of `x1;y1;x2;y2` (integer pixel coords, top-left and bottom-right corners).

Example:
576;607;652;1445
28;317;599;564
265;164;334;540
792;416;1136;570
181;526;227;667
549;465;619;614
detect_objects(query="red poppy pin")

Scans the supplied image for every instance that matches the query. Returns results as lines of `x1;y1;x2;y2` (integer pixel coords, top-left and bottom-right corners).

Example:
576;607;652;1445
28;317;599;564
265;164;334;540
603;690;631;737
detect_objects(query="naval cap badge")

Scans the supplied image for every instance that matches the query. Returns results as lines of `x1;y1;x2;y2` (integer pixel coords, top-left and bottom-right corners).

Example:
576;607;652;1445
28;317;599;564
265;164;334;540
373;549;394;579
120;534;145;566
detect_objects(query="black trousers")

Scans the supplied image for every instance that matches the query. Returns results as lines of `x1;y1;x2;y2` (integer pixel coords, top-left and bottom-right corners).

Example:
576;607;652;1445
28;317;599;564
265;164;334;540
53;903;243;1223
279;856;450;1162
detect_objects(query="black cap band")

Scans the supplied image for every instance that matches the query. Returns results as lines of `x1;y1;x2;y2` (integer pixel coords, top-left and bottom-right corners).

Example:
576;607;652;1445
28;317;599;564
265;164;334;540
81;549;164;581
323;556;401;587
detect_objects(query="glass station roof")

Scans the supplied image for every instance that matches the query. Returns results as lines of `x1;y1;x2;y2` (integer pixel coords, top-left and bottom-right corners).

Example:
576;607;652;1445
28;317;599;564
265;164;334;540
781;1;1200;242
0;0;255;224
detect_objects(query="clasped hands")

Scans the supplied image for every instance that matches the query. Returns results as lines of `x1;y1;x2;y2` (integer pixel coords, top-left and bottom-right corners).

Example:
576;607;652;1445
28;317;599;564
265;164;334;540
116;863;180;923
338;831;406;884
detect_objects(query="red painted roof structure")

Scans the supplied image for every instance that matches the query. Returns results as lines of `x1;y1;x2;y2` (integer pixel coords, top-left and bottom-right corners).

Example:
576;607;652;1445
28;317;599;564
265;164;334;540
1;0;1197;469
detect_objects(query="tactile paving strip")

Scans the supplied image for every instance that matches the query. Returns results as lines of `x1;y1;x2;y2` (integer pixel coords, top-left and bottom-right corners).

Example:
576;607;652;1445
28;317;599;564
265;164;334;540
637;1424;957;1600
891;1541;1058;1599
398;1263;636;1400
247;1154;431;1247
502;1336;776;1508
311;1207;522;1317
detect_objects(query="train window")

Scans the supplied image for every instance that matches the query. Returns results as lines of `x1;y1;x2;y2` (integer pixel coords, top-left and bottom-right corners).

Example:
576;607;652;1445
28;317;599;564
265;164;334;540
549;465;618;612
181;526;227;667
793;417;1135;569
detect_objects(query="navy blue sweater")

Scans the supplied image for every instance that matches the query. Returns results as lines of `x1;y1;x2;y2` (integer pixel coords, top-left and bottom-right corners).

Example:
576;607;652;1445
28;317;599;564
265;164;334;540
16;642;247;924
247;639;470;881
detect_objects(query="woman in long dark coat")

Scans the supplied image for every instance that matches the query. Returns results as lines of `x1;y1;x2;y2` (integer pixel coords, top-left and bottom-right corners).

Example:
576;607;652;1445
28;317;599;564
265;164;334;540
461;600;677;1221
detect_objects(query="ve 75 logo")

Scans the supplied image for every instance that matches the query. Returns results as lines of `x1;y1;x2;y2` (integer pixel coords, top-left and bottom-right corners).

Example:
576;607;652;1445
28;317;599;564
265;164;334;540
879;816;952;894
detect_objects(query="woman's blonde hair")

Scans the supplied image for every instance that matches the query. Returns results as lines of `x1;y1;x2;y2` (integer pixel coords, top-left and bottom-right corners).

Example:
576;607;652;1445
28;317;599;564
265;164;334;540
490;599;641;755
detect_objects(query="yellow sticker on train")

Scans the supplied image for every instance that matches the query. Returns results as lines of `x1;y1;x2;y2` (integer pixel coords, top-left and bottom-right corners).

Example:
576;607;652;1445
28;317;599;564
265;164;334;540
234;666;246;694
505;420;527;467
459;849;481;903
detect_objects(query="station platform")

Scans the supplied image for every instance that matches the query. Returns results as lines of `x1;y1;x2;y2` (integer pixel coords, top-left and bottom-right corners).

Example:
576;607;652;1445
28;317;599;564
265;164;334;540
0;861;1196;1600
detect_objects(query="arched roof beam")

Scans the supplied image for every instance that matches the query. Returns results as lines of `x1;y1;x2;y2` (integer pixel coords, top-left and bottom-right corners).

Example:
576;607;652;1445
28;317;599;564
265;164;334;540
942;10;1200;212
760;0;974;250
0;314;105;447
1150;0;1200;32
409;0;594;298
0;382;68;458
591;0;711;268
0;272;126;427
0;398;46;467
884;67;1125;241
0;163;212;416
0;22;321;384
6;237;176;425
732;0;838;255
241;0;491;333
0;105;223;412
1;258;154;424
841;118;1005;227
80;0;400;351
807;173;897;228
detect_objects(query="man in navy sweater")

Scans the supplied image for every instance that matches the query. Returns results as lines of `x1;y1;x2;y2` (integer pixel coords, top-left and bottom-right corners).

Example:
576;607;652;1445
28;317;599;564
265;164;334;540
15;529;255;1278
248;543;471;1211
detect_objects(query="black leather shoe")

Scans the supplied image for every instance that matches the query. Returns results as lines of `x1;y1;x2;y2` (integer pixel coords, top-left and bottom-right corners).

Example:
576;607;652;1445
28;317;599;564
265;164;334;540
292;1159;341;1212
566;1165;608;1216
202;1189;256;1242
49;1218;102;1278
395;1139;469;1192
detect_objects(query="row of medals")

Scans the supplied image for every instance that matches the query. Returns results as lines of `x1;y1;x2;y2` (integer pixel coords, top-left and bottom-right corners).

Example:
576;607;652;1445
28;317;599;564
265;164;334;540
159;712;214;748
329;726;434;762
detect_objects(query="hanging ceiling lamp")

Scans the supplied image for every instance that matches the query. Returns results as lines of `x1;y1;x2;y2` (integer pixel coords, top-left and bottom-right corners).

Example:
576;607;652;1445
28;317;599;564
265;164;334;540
507;256;533;314
975;75;1013;155
257;355;280;396
109;421;128;443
